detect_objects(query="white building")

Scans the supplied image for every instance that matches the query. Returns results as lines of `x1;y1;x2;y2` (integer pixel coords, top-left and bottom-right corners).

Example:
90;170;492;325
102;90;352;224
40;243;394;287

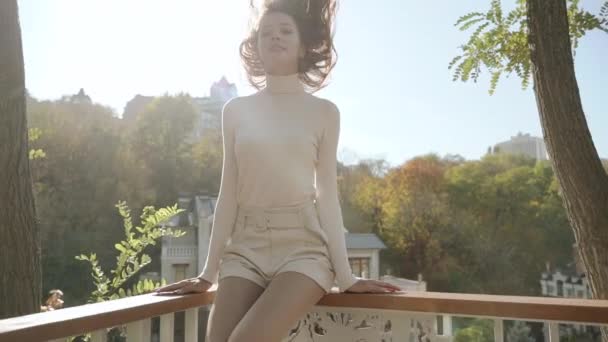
540;244;598;338
491;132;548;161
160;194;216;284
345;233;386;280
540;243;590;299
540;267;591;299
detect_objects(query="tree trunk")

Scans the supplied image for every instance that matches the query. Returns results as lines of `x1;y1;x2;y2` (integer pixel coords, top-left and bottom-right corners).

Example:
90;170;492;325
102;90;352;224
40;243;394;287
0;0;41;318
527;0;608;340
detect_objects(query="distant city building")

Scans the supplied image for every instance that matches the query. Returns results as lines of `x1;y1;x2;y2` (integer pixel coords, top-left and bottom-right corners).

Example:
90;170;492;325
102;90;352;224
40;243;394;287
191;77;238;141
490;132;548;161
63;88;92;104
121;76;238;139
209;76;238;103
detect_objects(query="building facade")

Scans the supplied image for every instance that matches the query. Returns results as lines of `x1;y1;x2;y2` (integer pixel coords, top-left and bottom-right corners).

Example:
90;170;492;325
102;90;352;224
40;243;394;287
491;132;548;161
121;76;238;141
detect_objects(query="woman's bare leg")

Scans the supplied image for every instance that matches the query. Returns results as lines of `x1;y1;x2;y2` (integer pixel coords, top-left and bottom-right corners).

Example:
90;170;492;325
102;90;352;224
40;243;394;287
206;276;265;342
227;271;326;342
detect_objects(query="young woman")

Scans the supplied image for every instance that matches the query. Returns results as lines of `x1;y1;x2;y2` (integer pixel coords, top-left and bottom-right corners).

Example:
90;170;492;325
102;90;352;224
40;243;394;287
155;1;403;340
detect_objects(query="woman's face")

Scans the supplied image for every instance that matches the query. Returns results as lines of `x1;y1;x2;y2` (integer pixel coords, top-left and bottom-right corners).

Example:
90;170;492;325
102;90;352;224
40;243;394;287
257;12;303;75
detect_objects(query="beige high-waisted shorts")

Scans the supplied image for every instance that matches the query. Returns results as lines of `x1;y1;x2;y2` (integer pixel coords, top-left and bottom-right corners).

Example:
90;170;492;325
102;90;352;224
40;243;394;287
217;198;336;294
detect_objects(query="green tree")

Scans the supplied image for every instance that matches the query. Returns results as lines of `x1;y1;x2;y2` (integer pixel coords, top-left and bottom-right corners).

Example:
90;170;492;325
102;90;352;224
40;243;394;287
26;91;223;306
177;129;223;195
128;94;199;206
340;158;389;234
451;4;608;339
444;154;573;294
450;0;607;95
27;94;127;304
454;318;494;342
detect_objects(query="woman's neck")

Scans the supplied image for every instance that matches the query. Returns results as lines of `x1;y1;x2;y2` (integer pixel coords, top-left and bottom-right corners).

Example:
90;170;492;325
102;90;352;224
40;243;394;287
264;72;305;94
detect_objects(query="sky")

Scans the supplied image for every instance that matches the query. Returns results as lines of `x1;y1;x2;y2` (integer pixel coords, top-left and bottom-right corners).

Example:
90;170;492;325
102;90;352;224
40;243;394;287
17;0;608;167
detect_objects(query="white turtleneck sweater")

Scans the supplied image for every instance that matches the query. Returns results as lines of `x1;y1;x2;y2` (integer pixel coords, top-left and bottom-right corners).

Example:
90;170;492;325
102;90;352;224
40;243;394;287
198;73;358;292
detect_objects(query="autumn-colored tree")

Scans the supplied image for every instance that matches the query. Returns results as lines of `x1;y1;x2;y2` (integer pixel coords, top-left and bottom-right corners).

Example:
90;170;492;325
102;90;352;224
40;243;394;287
376;155;454;284
350;153;573;294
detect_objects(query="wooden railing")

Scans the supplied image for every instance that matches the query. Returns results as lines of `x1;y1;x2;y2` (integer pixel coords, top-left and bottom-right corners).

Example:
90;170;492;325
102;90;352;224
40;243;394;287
1;285;607;342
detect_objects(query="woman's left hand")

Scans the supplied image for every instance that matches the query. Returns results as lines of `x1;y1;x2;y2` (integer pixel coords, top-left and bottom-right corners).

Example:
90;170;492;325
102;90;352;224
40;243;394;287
344;279;405;293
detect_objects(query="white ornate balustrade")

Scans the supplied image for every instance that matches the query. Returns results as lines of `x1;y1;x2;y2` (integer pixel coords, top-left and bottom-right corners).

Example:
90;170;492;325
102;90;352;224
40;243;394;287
1;286;607;342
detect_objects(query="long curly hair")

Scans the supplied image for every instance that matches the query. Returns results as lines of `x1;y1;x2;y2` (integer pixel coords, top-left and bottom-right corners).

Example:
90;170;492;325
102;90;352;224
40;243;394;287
240;0;339;92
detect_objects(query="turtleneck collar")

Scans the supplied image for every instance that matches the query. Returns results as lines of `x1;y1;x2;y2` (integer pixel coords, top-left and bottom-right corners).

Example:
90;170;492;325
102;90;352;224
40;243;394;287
264;73;305;94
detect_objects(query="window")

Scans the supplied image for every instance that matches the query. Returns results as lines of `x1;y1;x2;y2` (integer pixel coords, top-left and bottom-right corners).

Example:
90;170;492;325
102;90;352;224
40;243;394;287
173;264;188;282
557;280;564;297
349;257;370;278
566;288;574;297
577;290;584;298
546;284;555;295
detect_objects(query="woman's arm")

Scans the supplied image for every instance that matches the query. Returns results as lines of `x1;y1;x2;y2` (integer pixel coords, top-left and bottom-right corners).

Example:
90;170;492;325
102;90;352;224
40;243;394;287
315;99;359;292
197;99;239;285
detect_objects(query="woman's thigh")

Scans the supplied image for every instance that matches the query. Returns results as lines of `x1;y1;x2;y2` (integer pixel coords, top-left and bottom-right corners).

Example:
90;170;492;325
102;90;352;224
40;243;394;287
227;271;326;342
206;276;265;342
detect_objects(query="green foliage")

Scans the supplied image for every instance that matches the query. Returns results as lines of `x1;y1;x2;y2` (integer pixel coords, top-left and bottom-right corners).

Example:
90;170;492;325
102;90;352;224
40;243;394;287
26;91;222;341
506;320;534;342
449;0;608;94
454;318;494;342
559;325;602;341
75;201;186;303
26;92;222;305
27;93;145;303
339;158;390;234
568;0;608;51
28;127;46;160
128;93;201;205
178;129;223;195
442;155;572;294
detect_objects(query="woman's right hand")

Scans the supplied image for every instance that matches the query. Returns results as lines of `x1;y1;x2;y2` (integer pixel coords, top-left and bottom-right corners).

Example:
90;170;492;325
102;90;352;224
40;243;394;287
343;278;404;293
153;277;212;295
